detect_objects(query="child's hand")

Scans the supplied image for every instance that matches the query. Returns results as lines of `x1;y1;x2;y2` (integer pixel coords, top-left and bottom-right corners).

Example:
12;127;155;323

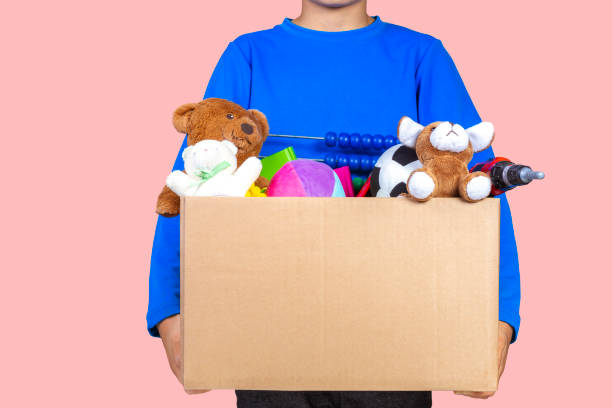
454;321;513;399
157;314;209;394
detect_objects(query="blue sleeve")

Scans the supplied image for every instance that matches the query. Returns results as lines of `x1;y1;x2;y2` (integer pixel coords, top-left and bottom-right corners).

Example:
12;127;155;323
416;40;521;342
147;41;253;337
471;149;522;343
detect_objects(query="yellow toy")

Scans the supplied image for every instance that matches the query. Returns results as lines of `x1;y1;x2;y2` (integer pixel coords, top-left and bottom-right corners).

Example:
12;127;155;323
245;184;267;197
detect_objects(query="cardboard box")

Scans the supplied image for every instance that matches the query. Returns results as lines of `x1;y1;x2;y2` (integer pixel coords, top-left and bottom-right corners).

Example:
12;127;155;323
181;197;499;391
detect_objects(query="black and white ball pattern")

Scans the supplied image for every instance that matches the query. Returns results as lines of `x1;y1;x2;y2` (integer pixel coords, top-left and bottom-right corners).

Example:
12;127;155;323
369;145;422;197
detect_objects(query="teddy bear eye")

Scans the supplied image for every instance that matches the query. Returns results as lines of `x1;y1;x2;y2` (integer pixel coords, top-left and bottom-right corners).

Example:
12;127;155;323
226;113;234;119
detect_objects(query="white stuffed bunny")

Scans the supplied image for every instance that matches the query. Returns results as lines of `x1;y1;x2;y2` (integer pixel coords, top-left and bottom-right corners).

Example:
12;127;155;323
166;139;262;197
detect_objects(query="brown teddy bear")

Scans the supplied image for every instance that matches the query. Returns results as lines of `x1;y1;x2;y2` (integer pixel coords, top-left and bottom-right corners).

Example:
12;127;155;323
397;116;495;202
156;98;269;216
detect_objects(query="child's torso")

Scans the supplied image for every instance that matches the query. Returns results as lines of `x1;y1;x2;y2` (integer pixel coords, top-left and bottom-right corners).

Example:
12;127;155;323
240;25;428;171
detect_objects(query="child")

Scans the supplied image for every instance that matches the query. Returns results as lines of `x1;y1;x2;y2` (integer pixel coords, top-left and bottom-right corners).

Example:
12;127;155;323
148;1;520;406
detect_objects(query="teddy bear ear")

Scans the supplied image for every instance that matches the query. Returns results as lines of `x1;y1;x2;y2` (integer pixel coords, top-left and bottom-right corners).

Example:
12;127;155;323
248;109;270;138
221;139;239;155
397;116;424;148
466;122;495;152
173;103;198;134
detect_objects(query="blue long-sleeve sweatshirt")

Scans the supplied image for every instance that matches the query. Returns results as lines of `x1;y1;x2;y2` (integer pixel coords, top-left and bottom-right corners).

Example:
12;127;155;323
148;17;521;342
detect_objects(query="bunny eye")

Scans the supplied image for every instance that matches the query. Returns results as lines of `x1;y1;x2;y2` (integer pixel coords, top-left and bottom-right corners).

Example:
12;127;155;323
226;113;234;119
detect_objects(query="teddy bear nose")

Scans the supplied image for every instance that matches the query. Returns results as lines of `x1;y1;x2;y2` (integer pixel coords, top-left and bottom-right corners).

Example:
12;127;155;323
241;123;254;135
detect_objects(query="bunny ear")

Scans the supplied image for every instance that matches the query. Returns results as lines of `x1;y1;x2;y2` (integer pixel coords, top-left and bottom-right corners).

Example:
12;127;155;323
466;122;495;152
397;116;424;148
221;139;238;155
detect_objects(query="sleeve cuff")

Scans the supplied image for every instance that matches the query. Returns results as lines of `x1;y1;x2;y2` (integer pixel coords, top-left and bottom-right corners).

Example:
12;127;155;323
146;304;180;337
499;313;521;344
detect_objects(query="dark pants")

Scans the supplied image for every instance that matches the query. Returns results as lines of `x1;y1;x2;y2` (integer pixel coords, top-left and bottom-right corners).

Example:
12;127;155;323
236;391;432;408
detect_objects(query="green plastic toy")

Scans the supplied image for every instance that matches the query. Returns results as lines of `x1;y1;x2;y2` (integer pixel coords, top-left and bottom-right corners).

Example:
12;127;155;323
260;147;297;180
352;176;365;193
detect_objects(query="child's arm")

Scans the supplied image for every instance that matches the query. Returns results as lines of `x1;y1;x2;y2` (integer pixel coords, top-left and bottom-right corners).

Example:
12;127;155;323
148;39;253;388
148;40;252;337
415;38;521;344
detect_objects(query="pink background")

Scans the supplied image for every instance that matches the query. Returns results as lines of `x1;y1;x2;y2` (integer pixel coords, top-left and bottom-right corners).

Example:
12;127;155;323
2;0;610;406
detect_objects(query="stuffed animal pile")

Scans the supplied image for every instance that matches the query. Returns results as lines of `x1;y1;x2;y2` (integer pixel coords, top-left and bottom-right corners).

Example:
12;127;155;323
156;98;505;210
156;98;270;216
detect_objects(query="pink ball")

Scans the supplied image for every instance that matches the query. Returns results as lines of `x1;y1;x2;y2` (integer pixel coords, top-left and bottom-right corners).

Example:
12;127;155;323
267;159;345;197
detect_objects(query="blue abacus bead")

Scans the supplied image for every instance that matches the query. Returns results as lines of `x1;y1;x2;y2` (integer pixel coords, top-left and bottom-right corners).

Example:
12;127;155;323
337;154;349;168
338;132;350;148
372;134;384;150
350;133;361;149
324;153;337;168
361;134;372;150
384;135;396;149
360;156;372;172
348;155;360;171
324;132;337;147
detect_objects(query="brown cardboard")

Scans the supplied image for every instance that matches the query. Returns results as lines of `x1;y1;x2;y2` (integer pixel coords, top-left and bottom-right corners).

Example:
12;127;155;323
181;197;499;391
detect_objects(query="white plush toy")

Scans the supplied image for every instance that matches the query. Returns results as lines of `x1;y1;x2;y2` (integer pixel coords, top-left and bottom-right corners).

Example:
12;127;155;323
166;139;262;197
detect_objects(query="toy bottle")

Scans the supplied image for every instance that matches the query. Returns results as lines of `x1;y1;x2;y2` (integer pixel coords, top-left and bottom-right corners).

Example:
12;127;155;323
470;157;545;196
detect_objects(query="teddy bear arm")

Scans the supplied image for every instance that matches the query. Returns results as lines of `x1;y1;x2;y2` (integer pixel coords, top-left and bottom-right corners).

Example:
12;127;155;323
156;185;180;217
255;176;269;189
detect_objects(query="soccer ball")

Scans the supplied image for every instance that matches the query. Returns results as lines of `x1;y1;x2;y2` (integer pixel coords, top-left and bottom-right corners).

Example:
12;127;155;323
369;145;422;197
